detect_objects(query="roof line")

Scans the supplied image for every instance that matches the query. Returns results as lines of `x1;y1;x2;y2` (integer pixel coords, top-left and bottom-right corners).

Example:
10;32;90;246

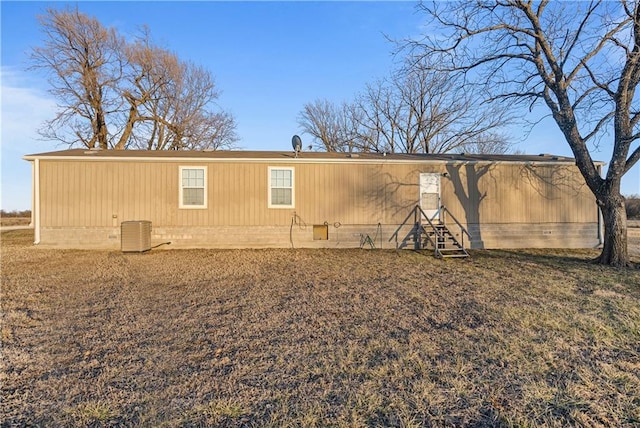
22;154;599;166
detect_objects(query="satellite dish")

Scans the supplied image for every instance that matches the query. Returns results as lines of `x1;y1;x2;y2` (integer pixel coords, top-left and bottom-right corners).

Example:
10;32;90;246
292;135;302;157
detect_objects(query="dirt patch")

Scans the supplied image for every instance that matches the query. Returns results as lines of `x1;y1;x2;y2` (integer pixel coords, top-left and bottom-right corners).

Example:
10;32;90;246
2;229;639;427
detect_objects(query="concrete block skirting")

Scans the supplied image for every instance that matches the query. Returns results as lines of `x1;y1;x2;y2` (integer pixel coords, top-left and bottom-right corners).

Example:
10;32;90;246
36;222;600;250
467;222;600;249
36;224;390;250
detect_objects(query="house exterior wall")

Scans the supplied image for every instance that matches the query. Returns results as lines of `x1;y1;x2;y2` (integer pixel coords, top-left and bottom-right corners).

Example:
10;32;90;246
32;156;600;249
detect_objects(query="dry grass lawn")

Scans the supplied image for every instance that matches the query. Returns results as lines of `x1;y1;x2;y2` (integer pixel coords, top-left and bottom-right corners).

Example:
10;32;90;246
0;217;30;227
1;229;639;427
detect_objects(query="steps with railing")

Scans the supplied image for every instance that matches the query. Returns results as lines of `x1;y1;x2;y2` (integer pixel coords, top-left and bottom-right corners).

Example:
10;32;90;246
389;205;470;258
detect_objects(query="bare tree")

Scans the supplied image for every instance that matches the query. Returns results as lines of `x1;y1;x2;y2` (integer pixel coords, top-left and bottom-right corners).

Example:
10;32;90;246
297;99;362;152
30;8;237;151
355;66;512;154
299;64;511;155
354;79;402;153
151;61;237;150
30;8;123;149
114;29;173;149
408;1;640;266
127;51;238;151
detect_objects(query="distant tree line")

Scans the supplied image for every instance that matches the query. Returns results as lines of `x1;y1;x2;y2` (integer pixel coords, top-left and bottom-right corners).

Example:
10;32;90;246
627;195;640;219
30;8;238;151
1;210;32;218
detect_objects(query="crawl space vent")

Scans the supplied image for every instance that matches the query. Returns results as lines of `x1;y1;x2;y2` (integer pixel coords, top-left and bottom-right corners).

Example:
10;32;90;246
121;220;152;253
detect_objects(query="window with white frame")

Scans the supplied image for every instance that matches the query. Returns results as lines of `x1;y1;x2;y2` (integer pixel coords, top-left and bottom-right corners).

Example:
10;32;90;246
268;167;294;208
179;166;207;209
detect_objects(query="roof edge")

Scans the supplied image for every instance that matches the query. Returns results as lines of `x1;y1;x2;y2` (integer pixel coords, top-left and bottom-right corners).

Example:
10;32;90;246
21;149;607;166
22;155;606;166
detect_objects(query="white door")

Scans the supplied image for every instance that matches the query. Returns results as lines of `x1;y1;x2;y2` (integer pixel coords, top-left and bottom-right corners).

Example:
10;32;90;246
420;173;441;221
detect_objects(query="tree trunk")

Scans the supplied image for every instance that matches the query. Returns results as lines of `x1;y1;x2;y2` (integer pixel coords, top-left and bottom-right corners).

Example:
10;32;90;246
96;113;109;150
114;102;138;150
596;192;629;267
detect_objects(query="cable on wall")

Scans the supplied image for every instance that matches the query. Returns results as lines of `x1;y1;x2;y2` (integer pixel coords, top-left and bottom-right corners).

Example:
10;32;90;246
289;211;308;249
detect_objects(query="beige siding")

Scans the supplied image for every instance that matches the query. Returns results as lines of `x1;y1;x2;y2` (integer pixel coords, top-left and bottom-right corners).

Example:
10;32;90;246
439;163;597;226
37;158;598;249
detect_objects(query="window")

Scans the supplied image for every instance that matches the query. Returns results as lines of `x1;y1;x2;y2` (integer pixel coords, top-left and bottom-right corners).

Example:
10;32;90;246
179;166;207;209
268;167;294;208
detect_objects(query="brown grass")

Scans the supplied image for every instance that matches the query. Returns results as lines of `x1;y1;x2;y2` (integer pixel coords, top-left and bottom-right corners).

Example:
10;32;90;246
0;217;30;227
2;229;639;427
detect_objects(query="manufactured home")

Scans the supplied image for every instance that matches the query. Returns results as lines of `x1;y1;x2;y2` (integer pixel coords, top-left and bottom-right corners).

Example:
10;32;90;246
23;149;603;253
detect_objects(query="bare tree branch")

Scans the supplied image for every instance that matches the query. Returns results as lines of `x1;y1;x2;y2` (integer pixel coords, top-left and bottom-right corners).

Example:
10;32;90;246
299;62;512;155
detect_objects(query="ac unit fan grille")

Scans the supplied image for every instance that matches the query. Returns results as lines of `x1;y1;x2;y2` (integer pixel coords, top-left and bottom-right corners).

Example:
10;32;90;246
121;221;152;252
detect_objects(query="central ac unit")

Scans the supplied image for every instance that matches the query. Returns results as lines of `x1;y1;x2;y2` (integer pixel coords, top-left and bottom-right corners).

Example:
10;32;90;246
121;220;152;252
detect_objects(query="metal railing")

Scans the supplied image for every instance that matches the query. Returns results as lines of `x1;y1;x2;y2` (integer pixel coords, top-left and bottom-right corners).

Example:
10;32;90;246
388;204;471;255
439;205;471;251
389;205;443;253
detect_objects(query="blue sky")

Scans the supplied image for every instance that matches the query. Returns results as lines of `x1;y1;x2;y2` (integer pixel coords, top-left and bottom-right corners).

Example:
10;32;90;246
1;1;639;211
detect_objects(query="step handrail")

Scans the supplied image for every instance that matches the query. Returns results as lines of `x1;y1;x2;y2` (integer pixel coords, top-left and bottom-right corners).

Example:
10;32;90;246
418;205;446;256
389;204;446;252
439;205;471;249
389;205;418;245
389;205;471;249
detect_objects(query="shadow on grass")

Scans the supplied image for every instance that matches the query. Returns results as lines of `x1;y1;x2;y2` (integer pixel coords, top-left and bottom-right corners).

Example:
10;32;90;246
471;248;597;265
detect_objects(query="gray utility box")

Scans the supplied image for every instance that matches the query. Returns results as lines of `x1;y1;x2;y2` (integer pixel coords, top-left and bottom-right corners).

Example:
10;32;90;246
121;220;152;253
